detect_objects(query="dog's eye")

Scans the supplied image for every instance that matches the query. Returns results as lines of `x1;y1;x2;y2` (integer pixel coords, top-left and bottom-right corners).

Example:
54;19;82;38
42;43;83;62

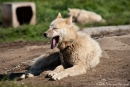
53;28;58;29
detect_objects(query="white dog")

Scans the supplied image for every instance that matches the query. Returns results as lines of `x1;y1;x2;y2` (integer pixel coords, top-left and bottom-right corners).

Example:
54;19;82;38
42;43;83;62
68;8;106;24
20;13;102;80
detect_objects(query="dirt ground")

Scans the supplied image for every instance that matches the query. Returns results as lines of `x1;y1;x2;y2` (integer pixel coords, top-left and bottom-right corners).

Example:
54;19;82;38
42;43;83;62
0;31;130;87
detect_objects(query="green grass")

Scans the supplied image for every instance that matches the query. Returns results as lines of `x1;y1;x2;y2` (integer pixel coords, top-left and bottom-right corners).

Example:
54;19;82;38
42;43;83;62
0;76;64;87
0;0;130;42
0;23;50;42
0;81;64;87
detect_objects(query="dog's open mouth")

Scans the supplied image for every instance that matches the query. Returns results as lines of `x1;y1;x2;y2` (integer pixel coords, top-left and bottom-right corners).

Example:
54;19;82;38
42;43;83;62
51;36;59;49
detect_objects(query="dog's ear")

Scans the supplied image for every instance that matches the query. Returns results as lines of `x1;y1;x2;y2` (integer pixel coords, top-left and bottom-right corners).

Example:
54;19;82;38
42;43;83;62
57;13;62;18
68;8;71;12
66;16;72;24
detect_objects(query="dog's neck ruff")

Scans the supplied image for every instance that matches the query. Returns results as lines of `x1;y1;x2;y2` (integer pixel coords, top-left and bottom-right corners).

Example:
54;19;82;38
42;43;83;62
66;39;75;46
58;27;77;50
58;39;75;50
70;39;74;43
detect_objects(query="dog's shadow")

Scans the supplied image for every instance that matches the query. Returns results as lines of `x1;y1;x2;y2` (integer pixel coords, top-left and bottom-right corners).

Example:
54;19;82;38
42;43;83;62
0;66;58;81
0;52;61;81
0;73;24;81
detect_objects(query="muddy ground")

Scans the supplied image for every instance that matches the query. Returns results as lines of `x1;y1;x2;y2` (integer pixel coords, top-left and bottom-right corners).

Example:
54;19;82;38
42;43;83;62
0;31;130;87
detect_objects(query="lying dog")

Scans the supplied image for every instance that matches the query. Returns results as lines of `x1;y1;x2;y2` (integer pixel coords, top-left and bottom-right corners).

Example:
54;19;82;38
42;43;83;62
20;13;102;80
68;8;106;24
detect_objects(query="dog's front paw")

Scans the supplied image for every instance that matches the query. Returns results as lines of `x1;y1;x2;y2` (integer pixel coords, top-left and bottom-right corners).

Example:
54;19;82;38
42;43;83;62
48;71;57;78
51;74;62;80
51;72;66;80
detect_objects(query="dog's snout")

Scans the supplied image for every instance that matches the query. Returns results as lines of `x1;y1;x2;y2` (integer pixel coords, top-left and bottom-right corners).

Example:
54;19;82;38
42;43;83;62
43;33;47;37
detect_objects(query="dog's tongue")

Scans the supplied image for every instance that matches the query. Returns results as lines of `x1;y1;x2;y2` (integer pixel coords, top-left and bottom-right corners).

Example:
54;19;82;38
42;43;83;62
51;38;56;49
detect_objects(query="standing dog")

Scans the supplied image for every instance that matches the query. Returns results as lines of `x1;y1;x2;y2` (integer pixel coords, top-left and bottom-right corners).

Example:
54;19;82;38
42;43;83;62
68;8;106;24
20;13;102;80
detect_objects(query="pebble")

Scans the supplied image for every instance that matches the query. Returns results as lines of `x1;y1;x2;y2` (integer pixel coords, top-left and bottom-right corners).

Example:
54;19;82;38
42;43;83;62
21;82;24;85
3;68;7;70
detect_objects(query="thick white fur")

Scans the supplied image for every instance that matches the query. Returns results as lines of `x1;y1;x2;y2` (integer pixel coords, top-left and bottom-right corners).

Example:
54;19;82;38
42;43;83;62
20;13;102;80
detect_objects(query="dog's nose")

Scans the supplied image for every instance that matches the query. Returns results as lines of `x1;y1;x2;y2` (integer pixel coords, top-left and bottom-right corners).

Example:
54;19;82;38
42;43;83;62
43;33;47;37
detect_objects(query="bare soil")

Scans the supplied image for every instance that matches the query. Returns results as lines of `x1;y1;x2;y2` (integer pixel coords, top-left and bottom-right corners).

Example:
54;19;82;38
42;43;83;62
0;32;130;87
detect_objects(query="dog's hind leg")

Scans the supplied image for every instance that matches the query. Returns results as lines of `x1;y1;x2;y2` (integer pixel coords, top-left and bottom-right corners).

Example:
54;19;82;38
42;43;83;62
20;51;61;79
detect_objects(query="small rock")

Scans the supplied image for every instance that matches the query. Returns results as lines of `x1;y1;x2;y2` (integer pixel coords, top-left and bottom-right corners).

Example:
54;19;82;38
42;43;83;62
102;79;107;81
21;82;24;85
3;68;7;70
